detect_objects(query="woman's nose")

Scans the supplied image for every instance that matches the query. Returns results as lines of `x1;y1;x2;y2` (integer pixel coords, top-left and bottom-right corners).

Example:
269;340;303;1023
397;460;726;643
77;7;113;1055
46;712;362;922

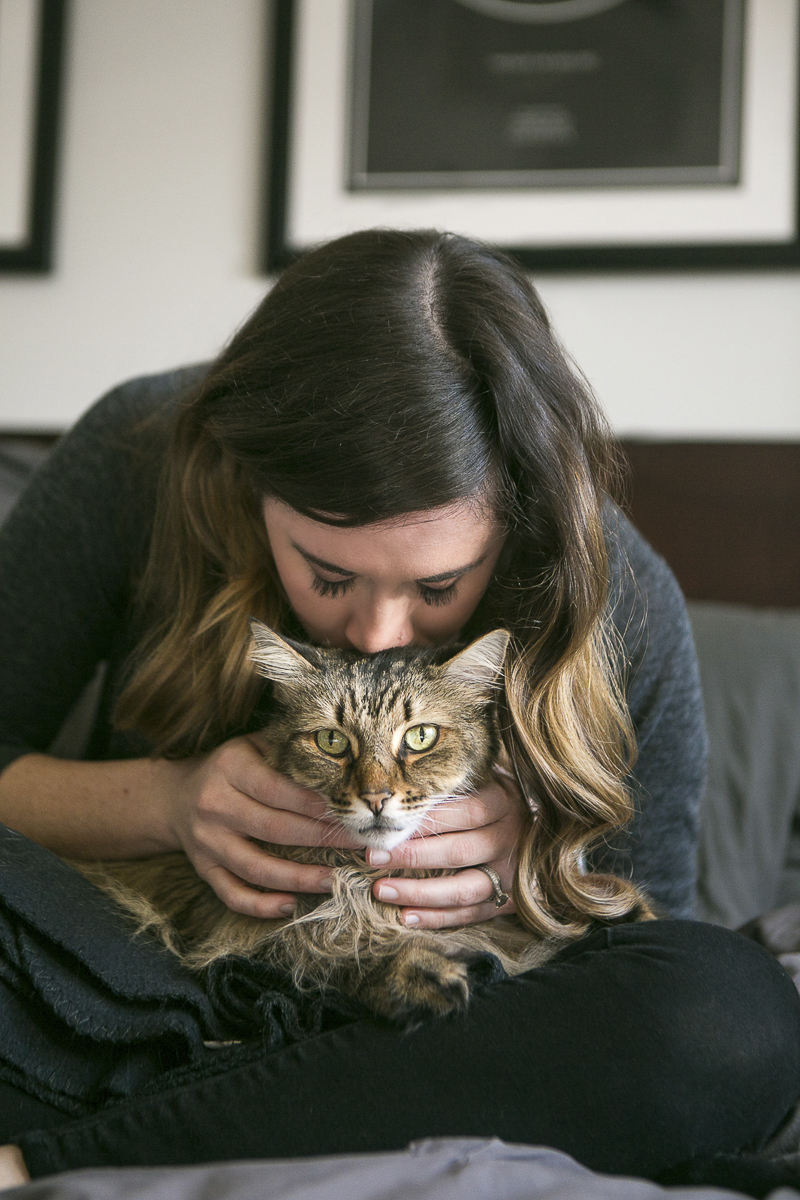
345;600;413;653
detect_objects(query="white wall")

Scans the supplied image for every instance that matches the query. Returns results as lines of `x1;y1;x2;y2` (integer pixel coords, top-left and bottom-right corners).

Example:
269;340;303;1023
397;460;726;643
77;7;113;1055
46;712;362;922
0;0;268;430
1;0;799;437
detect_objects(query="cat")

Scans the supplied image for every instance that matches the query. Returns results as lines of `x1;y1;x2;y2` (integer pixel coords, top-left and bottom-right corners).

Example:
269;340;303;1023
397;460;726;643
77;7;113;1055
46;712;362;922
75;623;564;1025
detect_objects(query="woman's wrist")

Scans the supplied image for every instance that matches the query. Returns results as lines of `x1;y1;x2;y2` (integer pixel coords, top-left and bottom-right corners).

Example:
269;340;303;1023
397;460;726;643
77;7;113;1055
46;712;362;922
144;754;198;854
0;752;184;859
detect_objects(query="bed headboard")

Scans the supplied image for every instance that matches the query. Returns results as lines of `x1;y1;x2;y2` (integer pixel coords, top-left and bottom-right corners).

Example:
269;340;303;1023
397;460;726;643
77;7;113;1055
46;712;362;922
619;441;800;608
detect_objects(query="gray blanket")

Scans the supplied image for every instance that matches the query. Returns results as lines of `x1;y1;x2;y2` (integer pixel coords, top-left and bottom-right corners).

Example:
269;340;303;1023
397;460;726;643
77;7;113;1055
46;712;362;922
8;1137;796;1200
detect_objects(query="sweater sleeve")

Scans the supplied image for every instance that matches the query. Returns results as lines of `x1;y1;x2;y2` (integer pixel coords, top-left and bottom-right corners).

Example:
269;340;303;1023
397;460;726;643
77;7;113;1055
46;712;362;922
588;505;707;919
0;366;204;772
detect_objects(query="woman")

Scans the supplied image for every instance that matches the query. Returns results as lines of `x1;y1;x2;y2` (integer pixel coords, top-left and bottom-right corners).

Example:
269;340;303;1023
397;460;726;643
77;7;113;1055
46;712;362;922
0;229;797;1190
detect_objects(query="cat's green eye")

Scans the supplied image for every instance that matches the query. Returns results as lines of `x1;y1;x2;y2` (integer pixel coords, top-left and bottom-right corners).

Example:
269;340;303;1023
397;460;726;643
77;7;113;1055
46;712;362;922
403;724;439;753
314;728;350;757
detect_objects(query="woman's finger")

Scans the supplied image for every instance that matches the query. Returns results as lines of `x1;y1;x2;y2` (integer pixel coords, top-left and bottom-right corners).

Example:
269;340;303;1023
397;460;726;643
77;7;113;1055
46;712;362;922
216;738;329;818
399;898;513;930
367;825;501;871
201;836;334;895
414;783;513;836
374;866;512;912
208;795;358;850
202;864;298;919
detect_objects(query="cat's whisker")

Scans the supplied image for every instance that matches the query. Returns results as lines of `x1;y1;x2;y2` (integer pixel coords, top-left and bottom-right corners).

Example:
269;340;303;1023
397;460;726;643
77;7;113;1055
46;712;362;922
415;819;450;839
317;823;351;848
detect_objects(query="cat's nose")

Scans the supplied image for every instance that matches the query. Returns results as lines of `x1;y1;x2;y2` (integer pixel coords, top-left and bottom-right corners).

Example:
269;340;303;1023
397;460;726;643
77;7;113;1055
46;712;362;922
361;791;392;815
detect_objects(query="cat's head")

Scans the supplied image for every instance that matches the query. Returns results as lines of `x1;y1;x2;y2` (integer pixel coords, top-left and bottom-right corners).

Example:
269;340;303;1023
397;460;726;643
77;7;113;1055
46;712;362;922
249;621;510;850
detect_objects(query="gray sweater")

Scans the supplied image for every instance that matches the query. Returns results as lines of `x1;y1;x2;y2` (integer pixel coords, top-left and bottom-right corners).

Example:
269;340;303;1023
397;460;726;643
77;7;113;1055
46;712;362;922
0;367;706;918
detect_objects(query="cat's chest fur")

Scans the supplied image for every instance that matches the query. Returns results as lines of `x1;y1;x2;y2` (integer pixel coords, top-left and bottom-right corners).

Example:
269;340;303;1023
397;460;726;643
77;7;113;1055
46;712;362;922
74;625;560;1027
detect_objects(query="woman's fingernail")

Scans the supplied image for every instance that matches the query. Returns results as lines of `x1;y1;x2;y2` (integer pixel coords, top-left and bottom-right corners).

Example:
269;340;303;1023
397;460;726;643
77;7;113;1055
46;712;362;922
368;850;391;866
376;884;399;901
279;903;295;917
318;875;334;891
403;913;420;926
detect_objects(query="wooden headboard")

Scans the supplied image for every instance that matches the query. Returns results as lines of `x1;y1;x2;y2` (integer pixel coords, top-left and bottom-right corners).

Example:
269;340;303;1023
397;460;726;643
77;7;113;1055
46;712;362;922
619;441;800;608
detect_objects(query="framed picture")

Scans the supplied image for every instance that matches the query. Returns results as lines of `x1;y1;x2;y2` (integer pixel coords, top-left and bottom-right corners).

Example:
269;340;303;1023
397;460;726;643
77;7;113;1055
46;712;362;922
0;0;67;273
264;0;800;272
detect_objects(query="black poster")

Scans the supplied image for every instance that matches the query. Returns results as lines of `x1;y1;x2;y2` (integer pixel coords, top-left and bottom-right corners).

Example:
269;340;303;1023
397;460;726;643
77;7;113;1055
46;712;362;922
348;0;743;190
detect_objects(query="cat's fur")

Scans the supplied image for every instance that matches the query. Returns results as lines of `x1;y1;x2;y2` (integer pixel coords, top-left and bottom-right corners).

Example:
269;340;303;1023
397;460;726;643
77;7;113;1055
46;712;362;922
75;625;563;1024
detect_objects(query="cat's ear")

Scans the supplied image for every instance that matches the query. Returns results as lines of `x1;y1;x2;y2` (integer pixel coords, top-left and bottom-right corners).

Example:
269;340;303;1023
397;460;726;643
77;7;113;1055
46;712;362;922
441;629;510;692
249;618;318;688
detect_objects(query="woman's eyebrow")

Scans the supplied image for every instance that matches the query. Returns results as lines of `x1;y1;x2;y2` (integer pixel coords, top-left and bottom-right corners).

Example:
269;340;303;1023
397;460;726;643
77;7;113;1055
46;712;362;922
292;544;356;576
415;553;488;584
292;543;488;583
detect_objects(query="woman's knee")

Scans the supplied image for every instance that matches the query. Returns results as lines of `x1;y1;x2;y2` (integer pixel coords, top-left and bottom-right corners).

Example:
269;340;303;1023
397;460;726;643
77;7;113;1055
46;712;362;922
603;919;800;1140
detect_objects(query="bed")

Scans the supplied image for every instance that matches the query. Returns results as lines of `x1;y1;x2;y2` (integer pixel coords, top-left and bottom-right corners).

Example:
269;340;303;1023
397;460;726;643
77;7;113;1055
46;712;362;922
0;434;799;1199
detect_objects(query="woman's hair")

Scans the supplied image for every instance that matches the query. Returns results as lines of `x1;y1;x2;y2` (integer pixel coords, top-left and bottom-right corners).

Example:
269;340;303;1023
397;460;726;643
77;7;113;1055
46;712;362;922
116;228;642;938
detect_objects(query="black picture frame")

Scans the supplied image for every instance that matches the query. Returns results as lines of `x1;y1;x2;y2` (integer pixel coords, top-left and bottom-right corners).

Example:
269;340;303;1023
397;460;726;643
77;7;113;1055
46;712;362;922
264;0;800;273
0;0;68;274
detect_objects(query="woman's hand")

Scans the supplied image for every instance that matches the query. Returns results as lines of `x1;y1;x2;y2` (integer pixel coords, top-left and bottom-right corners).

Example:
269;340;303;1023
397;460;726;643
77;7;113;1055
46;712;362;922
160;735;359;919
367;776;528;928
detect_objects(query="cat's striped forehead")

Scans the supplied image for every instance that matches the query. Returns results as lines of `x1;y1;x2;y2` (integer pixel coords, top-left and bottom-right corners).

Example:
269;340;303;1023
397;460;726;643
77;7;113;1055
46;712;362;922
303;656;438;728
249;622;510;731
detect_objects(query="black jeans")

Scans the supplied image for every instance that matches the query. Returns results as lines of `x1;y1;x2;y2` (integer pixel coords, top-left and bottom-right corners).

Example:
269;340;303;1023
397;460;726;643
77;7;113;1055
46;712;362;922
6;919;800;1181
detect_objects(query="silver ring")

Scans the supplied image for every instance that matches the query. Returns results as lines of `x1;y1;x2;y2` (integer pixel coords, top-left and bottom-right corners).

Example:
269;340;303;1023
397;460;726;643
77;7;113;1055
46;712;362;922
476;865;509;908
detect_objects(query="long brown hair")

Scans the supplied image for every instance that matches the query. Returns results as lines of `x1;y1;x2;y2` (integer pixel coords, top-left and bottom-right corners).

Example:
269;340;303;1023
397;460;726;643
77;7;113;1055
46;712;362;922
116;228;642;939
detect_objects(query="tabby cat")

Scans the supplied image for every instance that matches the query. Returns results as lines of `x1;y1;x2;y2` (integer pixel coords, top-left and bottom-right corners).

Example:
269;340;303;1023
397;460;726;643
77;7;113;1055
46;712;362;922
76;623;562;1024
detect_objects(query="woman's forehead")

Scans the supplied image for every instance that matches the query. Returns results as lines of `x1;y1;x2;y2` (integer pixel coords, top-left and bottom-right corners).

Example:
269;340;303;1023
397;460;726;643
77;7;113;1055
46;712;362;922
263;498;502;571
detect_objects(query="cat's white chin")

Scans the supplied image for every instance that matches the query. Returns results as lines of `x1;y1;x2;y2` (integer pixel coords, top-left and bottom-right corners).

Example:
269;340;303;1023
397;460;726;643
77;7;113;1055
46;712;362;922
357;826;418;851
336;815;423;851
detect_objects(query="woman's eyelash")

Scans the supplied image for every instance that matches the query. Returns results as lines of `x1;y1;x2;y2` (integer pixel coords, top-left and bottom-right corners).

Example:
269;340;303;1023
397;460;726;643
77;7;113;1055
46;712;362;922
418;581;459;607
311;575;356;599
310;574;459;605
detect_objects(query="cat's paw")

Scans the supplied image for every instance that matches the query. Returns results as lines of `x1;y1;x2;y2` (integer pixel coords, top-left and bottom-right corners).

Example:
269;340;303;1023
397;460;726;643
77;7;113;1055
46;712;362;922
369;942;471;1026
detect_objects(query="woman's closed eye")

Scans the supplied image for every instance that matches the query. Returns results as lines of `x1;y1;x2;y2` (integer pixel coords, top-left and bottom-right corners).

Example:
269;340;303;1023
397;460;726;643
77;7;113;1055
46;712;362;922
312;573;460;607
311;574;356;599
418;580;459;607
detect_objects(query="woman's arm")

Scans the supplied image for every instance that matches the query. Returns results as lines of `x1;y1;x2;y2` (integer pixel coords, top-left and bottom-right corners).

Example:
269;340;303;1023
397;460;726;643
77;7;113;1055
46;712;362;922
592;505;707;918
0;752;176;858
0;370;350;910
0;740;356;915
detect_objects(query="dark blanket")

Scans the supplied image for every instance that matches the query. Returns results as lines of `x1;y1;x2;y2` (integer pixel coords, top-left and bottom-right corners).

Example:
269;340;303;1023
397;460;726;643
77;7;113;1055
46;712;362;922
0;825;358;1115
